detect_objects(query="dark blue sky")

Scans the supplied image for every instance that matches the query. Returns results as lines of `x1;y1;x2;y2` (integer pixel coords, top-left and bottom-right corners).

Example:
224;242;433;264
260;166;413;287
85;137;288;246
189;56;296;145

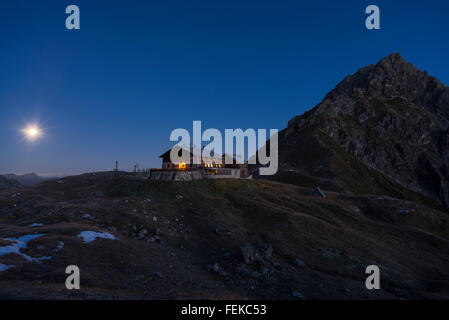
0;0;448;175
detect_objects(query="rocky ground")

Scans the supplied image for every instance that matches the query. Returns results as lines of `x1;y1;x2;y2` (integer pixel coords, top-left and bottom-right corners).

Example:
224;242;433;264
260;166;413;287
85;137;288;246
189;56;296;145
1;172;449;299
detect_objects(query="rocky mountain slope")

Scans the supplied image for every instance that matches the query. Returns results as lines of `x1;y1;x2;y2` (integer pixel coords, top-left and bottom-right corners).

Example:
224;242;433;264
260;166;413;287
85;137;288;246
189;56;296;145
274;54;449;207
3;173;49;187
0;175;22;190
1;173;449;299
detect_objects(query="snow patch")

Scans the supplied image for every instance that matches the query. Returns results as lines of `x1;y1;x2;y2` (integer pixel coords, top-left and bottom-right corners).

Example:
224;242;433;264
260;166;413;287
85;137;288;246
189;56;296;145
77;231;116;243
0;234;51;264
57;241;64;250
29;223;44;227
0;263;13;272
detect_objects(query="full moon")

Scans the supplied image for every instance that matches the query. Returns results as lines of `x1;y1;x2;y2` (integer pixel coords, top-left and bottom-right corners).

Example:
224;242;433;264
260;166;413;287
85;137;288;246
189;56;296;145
23;126;41;140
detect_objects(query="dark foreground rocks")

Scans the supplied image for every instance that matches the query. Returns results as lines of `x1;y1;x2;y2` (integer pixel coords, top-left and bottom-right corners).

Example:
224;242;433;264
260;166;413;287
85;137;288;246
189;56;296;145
0;173;448;299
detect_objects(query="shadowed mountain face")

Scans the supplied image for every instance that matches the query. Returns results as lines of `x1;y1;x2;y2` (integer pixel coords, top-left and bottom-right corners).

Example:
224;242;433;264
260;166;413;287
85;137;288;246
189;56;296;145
0;175;22;190
274;54;449;207
2;173;48;187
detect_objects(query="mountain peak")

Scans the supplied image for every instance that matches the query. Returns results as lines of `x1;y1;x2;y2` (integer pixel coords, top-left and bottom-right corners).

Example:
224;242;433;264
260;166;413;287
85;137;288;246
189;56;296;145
377;53;407;66
285;54;449;207
3;172;46;186
372;53;421;77
321;53;447;106
26;172;38;177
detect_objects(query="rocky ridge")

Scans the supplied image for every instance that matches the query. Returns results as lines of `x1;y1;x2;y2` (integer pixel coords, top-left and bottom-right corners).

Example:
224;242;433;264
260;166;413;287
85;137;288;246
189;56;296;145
281;54;449;207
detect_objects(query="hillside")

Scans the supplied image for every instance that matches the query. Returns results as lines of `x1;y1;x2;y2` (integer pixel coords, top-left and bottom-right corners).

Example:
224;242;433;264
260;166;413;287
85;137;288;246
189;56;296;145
3;173;49;187
0;175;22;190
270;54;449;208
1;173;449;299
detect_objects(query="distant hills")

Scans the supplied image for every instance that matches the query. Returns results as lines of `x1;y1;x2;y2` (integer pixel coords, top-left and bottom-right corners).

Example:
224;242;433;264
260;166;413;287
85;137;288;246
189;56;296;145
268;53;449;208
1;173;55;187
0;175;22;190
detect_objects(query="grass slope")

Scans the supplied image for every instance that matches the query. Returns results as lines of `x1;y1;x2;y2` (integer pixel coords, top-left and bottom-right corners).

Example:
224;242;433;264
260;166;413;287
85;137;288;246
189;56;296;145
0;173;448;299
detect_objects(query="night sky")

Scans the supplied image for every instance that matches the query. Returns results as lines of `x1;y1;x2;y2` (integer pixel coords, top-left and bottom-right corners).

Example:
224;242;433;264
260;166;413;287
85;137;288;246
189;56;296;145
0;0;448;175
